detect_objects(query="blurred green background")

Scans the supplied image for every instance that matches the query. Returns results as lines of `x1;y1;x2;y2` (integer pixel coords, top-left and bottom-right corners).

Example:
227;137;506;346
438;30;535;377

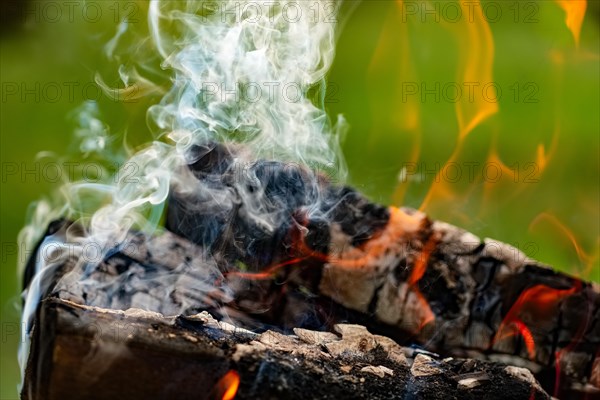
1;1;598;398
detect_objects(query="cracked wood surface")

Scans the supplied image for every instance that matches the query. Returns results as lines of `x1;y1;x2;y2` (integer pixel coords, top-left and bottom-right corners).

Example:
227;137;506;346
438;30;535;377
22;297;551;400
22;144;599;398
24;216;599;399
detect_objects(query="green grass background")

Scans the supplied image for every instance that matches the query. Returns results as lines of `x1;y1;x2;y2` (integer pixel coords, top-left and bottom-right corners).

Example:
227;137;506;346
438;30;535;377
1;1;598;398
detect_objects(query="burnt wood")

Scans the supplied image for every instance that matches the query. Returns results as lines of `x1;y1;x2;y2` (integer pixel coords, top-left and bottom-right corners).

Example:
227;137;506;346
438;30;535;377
165;143;600;397
22;297;552;400
21;143;599;399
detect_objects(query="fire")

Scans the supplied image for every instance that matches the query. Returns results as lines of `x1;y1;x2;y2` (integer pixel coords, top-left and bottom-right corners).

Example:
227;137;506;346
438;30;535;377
407;237;437;328
370;1;423;206
530;212;598;279
451;0;498;140
228;206;437;330
213;370;240;400
493;283;580;361
327;206;435;330
327;207;423;269
229;206;424;278
411;0;498;215
555;0;587;48
480;132;556;211
387;0;593;270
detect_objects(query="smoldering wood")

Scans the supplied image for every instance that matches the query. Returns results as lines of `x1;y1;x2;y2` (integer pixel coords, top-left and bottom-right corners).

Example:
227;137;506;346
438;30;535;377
22;218;599;399
21;143;599;399
165;143;600;397
23;297;552;400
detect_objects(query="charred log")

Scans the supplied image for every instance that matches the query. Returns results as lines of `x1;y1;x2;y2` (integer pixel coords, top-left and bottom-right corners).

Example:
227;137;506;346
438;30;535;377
165;143;600;397
21;143;599;399
22;218;599;399
23;297;551;400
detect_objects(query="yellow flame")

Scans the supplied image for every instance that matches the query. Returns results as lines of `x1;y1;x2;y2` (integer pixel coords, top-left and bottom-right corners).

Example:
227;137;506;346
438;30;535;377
481;128;558;210
389;0;422;205
530;212;598;278
555;0;587;47
453;0;498;140
417;0;497;213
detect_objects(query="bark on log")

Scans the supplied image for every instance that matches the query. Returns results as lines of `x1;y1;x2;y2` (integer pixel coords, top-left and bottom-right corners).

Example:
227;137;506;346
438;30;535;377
23;297;552;400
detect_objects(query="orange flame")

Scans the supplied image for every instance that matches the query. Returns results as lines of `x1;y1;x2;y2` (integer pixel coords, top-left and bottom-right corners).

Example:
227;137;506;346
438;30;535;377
530;212;598;278
480;130;557;212
373;1;422;205
407;237;437;328
555;0;587;48
415;0;497;214
452;0;498;140
493;283;579;361
213;370;240;400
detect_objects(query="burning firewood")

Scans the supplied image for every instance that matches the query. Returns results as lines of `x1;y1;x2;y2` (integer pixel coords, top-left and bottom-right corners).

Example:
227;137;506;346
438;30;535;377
15;0;599;397
23;295;553;399
22;143;599;399
165;142;600;398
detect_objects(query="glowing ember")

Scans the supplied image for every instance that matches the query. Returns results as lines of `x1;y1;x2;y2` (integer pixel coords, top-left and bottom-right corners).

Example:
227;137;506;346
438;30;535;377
328;207;423;268
493;283;580;361
406;237;437;329
215;370;240;400
229;206;423;276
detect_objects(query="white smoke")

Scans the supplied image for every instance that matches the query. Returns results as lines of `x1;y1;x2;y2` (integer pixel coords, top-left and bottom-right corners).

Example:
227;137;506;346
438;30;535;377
89;0;348;247
147;0;347;165
19;0;348;259
19;0;349;386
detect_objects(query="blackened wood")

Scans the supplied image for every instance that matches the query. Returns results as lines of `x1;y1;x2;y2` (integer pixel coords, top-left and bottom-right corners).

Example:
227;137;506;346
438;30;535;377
21;145;599;398
22;297;551;400
23;219;599;399
164;144;600;397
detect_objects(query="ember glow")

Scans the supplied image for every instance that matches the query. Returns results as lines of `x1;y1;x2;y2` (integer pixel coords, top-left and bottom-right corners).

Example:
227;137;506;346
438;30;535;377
406;236;437;329
328;207;423;268
214;370;240;400
227;206;423;276
493;283;579;360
